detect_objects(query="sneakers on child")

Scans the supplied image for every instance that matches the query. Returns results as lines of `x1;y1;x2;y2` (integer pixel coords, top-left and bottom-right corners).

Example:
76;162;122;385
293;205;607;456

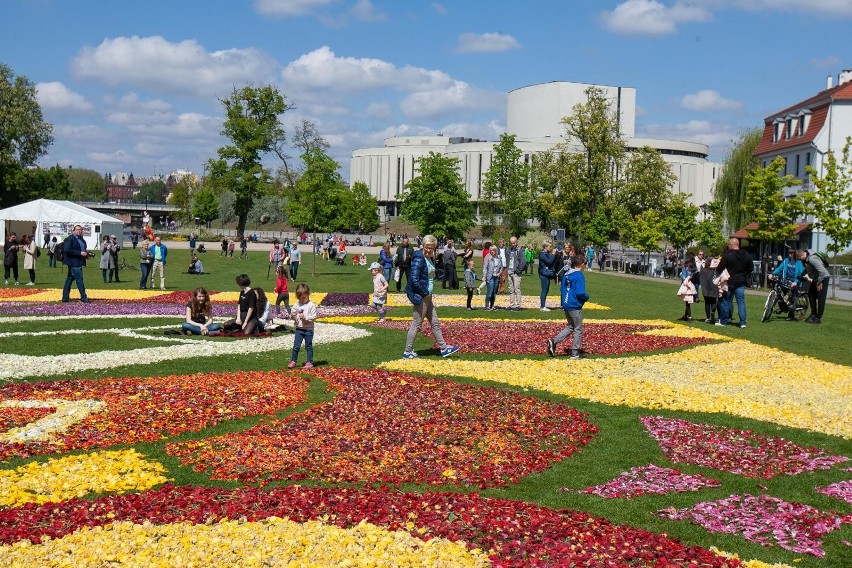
303;362;314;369
440;345;460;358
287;360;297;369
402;351;419;360
547;338;556;357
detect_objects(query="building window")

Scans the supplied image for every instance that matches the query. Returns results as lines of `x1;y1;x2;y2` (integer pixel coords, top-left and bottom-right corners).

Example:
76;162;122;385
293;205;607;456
785;119;792;140
806;152;811;166
762;160;766;169
795;154;800;177
774;123;781;142
798;115;805;136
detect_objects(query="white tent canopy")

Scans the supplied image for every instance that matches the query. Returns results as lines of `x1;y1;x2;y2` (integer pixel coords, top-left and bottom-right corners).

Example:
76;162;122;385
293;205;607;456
0;199;124;251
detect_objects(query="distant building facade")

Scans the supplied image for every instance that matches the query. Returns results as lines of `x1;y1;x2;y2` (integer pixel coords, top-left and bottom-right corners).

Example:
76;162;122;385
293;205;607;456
753;70;852;252
105;172;137;203
351;81;720;222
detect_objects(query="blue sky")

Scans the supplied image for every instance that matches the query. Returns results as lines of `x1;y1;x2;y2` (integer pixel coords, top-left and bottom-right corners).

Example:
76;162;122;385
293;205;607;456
3;0;850;181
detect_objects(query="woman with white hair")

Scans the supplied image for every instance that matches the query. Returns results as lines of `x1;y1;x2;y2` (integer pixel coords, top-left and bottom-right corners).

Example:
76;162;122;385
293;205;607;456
402;234;460;359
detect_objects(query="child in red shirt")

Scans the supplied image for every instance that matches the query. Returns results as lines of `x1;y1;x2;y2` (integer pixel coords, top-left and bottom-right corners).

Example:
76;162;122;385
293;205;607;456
274;264;291;317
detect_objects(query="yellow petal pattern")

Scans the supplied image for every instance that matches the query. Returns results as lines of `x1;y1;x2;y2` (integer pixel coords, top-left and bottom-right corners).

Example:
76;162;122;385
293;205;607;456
0;449;169;508
383;340;852;438
0;518;489;567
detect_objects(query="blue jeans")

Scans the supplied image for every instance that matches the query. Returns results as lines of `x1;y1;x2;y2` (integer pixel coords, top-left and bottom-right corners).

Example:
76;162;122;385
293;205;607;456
383;267;392;283
539;274;552;308
719;283;746;325
49;254;57;268
62;266;88;302
290;261;300;280
291;328;313;363
181;321;222;335
486;276;499;308
139;263;150;289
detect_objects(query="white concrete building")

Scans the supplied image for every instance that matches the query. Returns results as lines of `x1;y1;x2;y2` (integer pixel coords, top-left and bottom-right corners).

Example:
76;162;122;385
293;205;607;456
351;81;720;220
752;70;852;252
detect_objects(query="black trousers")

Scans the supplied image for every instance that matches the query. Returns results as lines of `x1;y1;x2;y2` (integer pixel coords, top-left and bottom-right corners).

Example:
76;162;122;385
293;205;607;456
395;266;410;291
808;278;829;318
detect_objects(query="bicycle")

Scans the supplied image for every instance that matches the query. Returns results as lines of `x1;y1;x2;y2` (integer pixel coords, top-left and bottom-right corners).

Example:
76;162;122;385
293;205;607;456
117;256;139;271
761;275;809;322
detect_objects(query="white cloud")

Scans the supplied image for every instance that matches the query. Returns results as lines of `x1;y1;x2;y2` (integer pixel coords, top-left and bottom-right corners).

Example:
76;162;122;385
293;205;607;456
365;102;393;120
431;3;447;15
36;82;92;112
350;0;385;21
810;55;841;69
680;90;742;111
134;142;167;157
254;0;337;17
745;0;852;17
400;82;504;120
455;32;520;53
282;46;454;93
88;149;134;165
600;0;710;36
71;36;278;97
639;120;737;154
601;0;852;36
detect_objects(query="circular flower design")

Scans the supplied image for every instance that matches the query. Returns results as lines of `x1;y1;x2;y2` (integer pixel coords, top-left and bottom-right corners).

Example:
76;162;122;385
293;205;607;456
0;371;308;461
0;485;739;567
167;367;598;488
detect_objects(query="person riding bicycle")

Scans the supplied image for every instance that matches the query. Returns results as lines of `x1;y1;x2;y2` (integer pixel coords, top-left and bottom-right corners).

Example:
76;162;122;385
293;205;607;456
770;250;805;320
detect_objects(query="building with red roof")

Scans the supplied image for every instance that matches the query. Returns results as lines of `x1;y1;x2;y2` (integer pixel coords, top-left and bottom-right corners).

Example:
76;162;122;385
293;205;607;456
753;70;852;252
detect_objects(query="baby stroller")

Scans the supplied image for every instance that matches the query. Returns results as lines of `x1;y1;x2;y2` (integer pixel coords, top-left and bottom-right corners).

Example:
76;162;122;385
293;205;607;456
336;250;347;265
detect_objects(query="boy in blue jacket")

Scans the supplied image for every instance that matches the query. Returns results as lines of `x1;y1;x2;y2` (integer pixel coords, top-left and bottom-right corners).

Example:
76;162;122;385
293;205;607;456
547;255;589;359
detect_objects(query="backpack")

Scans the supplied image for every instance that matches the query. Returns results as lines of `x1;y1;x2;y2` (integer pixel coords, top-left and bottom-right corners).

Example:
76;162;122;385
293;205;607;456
54;241;65;262
36;247;41;258
813;251;830;270
560;273;573;311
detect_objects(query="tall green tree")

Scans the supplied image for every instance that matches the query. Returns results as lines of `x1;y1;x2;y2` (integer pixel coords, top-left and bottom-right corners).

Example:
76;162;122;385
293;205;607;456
0;63;54;207
662;192;700;252
208;85;288;237
553;86;625;234
804;136;852;292
11;164;68;202
744;155;804;246
619;146;676;218
401;152;475;240
481;133;532;237
168;176;196;222
287;147;343;277
192;185;219;227
337;181;379;233
67;168;106;202
529;150;561;231
715;128;762;233
623;209;665;269
694;200;727;253
133;180;167;204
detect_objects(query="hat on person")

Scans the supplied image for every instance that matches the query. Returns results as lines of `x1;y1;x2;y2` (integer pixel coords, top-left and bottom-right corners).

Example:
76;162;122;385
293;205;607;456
110;235;117;239
368;261;381;270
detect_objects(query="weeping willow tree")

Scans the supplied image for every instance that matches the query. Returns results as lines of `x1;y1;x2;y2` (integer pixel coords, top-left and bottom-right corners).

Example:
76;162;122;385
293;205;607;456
714;128;762;233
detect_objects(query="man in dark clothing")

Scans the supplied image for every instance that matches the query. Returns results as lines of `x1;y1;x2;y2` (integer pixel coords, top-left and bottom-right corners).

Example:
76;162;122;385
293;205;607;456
798;249;831;323
394;237;414;292
61;225;91;303
3;232;20;285
441;239;458;289
714;237;752;328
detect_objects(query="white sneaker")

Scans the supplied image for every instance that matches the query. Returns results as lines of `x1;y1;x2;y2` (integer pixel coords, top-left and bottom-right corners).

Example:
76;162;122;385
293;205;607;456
25;282;34;286
540;307;551;312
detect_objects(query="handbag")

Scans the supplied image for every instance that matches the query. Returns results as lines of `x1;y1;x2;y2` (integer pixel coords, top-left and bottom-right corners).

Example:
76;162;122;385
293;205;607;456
393;267;401;282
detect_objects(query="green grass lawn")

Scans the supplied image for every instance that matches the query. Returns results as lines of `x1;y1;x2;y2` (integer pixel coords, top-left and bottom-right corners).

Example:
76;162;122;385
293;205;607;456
3;248;851;566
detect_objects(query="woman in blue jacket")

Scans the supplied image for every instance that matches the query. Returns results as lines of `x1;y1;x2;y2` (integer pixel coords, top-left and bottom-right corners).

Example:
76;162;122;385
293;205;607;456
402;234;460;360
379;241;394;283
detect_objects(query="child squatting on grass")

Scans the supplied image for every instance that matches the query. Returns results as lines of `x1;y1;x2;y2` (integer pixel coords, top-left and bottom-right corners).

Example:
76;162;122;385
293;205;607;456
369;261;388;321
547;255;589;360
288;282;317;369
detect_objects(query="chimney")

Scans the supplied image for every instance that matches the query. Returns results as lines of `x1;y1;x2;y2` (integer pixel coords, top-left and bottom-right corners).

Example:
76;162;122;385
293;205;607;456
827;75;833;89
839;69;852;86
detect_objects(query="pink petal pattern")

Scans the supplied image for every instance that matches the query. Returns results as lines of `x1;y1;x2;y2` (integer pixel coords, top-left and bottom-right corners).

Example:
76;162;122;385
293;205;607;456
567;464;720;498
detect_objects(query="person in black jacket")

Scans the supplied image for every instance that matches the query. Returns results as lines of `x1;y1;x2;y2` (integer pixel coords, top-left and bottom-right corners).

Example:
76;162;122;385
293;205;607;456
402;234;459;360
714;237;752;328
394;236;414;292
